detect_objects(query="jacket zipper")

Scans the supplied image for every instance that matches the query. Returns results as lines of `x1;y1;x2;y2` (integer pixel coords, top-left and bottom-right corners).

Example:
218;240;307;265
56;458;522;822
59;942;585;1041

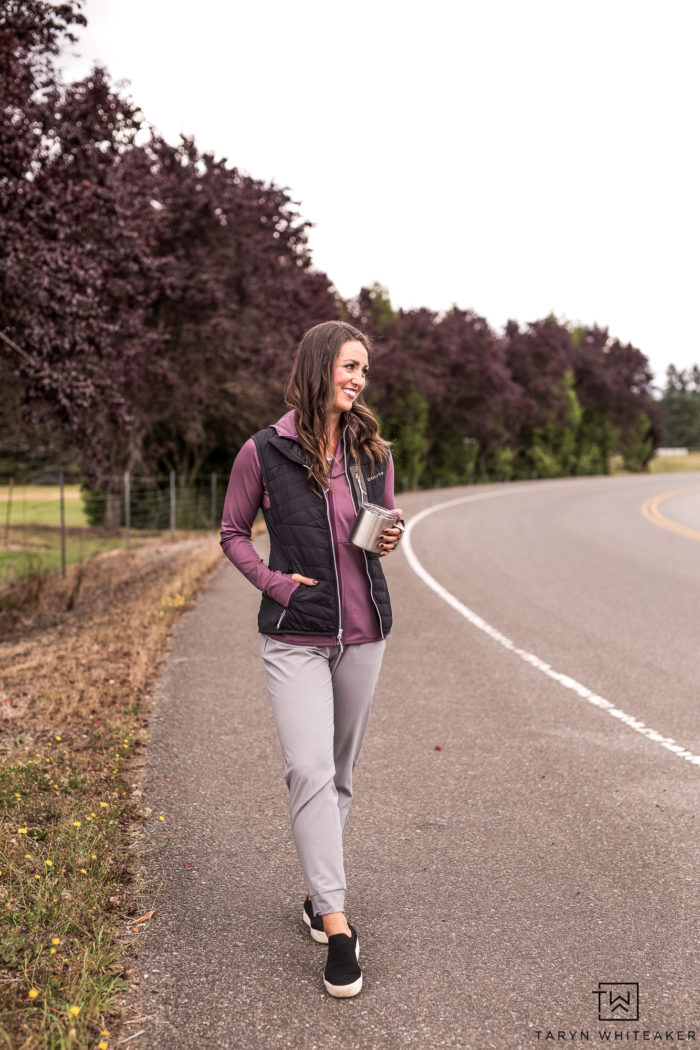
276;608;287;630
324;491;343;647
343;434;384;640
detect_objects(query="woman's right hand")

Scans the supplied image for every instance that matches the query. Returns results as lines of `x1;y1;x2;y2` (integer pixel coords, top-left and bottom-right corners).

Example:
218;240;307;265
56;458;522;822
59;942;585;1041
291;573;318;586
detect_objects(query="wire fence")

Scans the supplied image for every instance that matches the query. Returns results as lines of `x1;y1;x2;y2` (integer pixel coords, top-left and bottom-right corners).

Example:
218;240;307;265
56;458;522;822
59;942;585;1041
0;471;226;584
3;449;696;587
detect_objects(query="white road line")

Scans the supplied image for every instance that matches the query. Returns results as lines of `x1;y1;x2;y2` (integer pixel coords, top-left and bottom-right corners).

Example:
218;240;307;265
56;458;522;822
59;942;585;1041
403;489;700;768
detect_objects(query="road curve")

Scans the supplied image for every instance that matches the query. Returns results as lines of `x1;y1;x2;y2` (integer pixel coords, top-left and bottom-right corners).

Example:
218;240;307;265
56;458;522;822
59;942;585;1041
135;472;699;1050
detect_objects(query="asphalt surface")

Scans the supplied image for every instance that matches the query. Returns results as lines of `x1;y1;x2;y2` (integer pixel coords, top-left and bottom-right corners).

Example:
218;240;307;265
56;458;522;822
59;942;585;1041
135;472;699;1050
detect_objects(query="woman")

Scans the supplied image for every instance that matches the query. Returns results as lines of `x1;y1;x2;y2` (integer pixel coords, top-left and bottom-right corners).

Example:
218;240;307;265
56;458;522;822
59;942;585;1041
220;320;403;998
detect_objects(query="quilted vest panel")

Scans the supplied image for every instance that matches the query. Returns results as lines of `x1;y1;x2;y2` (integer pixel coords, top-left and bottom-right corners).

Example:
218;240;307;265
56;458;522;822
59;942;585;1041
253;427;392;639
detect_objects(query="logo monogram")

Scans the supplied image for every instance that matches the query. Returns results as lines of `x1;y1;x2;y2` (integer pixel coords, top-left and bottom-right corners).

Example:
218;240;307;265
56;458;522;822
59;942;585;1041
592;982;639;1021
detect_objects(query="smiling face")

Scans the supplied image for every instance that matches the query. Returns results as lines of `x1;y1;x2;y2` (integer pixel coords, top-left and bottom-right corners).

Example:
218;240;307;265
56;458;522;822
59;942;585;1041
331;339;369;417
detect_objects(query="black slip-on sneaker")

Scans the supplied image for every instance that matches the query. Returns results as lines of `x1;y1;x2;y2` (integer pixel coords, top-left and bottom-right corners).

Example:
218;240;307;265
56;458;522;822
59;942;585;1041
303;896;328;944
323;924;362;998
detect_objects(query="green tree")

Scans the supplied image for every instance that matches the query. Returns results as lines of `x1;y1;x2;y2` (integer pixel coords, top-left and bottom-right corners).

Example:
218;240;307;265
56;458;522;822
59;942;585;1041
528;371;583;477
660;364;700;447
376;385;429;491
619;410;655;471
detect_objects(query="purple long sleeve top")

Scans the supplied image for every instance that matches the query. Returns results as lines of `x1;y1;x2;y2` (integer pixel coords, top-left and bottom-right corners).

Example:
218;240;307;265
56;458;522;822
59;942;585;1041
219;410;396;645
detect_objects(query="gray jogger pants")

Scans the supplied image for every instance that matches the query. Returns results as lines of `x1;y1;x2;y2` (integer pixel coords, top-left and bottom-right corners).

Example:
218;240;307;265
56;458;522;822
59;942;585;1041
260;636;386;917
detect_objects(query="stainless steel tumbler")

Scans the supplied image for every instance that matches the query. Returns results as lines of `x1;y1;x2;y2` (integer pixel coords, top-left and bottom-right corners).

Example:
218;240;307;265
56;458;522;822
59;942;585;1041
349;503;397;553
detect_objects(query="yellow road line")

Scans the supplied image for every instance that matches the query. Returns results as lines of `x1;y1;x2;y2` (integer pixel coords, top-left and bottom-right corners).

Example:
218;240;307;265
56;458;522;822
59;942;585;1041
641;486;700;543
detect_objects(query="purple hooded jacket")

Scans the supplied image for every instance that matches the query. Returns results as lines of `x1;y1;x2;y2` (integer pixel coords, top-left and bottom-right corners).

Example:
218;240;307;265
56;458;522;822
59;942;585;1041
220;410;396;645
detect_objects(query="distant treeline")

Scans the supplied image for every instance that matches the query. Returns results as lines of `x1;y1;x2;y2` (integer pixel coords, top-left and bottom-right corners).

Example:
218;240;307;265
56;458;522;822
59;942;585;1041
1;0;684;496
345;288;661;486
658;367;700;449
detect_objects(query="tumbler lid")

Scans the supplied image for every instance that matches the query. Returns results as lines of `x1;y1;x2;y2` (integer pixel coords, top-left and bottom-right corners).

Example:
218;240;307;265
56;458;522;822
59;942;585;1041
360;502;396;520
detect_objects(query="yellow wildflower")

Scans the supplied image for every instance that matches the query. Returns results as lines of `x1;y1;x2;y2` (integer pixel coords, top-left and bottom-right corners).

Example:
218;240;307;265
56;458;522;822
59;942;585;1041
14;792;21;798
35;874;41;880
45;859;53;867
72;821;81;828
51;937;60;945
28;989;39;999
159;815;165;821
18;827;27;834
69;1004;80;1017
99;802;108;808
91;854;97;860
98;1043;108;1050
50;948;57;955
80;868;87;874
56;735;62;741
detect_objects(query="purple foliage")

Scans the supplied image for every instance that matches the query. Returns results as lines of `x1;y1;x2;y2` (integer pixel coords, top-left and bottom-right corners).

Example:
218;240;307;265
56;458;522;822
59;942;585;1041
1;1;660;483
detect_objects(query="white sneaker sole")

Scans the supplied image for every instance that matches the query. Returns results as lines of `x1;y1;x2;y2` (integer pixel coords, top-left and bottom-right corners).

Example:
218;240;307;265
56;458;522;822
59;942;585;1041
323;937;362;997
303;908;328;944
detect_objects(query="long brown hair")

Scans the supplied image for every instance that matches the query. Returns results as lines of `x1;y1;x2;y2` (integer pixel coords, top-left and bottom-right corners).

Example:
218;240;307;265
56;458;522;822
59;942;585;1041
285;320;390;495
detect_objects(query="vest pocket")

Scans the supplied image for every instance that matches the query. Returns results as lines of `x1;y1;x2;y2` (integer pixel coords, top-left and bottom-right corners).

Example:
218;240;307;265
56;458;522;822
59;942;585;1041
283;579;336;634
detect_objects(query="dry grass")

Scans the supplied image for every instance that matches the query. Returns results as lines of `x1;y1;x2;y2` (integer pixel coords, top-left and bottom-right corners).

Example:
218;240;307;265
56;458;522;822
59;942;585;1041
649;450;700;473
0;536;223;1049
1;538;220;731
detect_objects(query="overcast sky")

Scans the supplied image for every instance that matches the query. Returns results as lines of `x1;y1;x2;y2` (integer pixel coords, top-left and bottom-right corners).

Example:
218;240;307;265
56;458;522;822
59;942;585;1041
60;0;700;389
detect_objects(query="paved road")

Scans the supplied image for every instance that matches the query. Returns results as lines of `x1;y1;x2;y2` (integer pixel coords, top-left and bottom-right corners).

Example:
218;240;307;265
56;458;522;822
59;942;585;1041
136;473;699;1049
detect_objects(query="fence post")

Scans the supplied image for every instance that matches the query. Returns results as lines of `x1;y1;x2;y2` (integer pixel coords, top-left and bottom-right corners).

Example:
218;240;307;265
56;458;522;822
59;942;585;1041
3;476;13;544
124;471;131;551
211;473;217;532
59;471;66;577
21;481;27;566
170;470;176;540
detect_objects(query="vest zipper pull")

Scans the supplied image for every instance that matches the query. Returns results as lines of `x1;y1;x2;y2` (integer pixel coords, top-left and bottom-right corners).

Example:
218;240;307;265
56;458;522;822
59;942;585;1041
355;469;368;504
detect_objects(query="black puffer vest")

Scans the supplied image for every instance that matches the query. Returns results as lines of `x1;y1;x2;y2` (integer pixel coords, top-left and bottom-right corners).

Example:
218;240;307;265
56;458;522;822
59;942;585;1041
252;426;392;640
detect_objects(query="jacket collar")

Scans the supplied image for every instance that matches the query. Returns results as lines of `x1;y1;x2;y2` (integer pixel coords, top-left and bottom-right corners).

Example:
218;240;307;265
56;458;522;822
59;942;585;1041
270;409;299;442
269;409;350;468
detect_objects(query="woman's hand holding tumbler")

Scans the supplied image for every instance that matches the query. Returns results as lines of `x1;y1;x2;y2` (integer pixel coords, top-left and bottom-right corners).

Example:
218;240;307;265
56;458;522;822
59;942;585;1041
378;508;404;557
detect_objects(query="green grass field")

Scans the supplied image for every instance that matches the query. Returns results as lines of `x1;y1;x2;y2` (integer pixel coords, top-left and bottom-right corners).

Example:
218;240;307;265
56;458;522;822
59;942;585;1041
0;484;87;528
0;484;220;581
0;531;136;581
0;486;130;581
